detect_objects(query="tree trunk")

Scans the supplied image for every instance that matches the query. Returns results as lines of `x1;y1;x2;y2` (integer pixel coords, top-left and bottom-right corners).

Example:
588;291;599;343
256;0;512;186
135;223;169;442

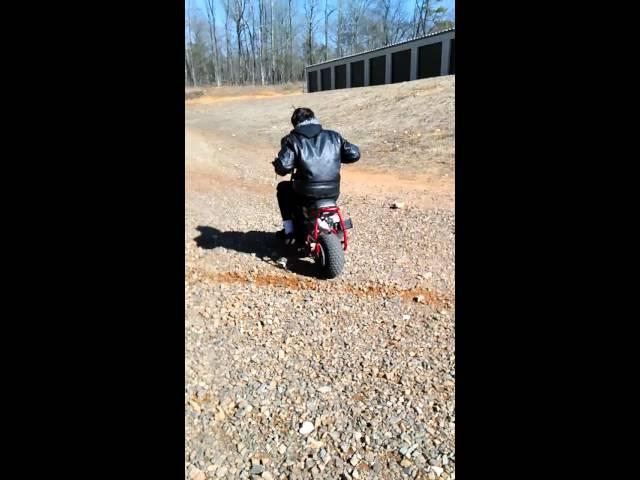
383;0;390;45
413;0;421;37
205;0;222;86
270;0;275;83
186;0;198;86
336;0;342;57
258;0;265;85
422;0;430;35
323;3;336;62
305;0;316;67
324;0;328;61
225;0;233;83
308;20;313;66
236;23;243;84
288;0;293;82
234;0;246;84
353;17;358;55
247;5;257;85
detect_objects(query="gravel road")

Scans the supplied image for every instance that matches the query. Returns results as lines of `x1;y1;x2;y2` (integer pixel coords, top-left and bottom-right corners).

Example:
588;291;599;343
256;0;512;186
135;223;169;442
186;77;455;480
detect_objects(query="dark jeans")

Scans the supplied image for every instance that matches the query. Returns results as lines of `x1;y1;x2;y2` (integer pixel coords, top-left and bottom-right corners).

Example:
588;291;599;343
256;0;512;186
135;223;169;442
276;181;338;221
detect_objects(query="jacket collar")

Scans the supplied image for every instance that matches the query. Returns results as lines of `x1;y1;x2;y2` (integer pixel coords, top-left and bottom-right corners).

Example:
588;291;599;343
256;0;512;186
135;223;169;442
294;120;322;138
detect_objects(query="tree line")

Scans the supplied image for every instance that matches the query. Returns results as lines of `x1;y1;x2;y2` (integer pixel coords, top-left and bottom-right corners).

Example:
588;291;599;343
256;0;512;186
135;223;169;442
185;0;454;87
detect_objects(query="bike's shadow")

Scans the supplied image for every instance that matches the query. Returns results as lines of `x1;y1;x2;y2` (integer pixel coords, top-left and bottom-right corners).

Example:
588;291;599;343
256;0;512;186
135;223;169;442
193;226;320;278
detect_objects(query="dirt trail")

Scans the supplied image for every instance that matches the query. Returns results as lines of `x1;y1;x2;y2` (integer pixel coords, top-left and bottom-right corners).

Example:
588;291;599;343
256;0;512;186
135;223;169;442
186;83;304;105
189;268;453;309
187;92;302;106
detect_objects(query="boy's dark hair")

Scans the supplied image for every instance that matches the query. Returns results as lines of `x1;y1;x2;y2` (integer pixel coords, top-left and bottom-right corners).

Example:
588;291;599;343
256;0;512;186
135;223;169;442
291;107;315;127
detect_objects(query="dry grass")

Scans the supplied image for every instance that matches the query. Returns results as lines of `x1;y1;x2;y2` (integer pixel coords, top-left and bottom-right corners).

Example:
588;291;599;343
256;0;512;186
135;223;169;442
186;76;454;177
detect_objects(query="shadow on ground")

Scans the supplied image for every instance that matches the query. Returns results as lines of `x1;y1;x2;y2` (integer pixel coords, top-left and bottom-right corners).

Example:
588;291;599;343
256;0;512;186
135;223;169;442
194;226;320;278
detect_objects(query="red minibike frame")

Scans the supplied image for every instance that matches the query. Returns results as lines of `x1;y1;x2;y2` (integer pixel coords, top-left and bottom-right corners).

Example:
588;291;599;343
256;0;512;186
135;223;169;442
305;206;349;255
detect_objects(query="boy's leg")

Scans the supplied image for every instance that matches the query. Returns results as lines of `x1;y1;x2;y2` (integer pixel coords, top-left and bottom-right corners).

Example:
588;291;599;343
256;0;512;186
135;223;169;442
276;181;295;221
276;181;297;243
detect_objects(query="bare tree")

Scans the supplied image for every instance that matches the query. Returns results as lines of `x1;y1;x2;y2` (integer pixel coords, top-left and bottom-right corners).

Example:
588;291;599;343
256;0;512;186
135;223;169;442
413;0;446;37
224;0;234;83
270;0;276;82
349;0;370;55
336;0;343;57
412;0;422;37
186;0;198;86
258;0;266;84
205;0;222;86
389;0;410;43
247;0;258;84
381;0;391;45
288;0;294;82
323;0;337;61
232;0;248;83
420;0;430;35
304;0;319;66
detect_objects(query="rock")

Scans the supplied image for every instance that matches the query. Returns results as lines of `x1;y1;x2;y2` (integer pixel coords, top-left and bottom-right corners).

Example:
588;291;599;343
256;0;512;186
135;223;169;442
216;465;228;478
391;202;405;209
349;454;360;466
405;445;418;457
400;458;412;468
317;386;332;394
308;439;324;449
402;314;411;321
299;421;315;435
250;464;264;475
262;472;274;480
432;466;444;476
278;445;287;455
414;295;425;303
189;468;206;480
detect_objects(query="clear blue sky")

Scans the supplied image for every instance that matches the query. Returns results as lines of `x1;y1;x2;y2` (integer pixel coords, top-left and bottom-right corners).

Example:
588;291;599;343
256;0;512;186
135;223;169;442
188;0;455;29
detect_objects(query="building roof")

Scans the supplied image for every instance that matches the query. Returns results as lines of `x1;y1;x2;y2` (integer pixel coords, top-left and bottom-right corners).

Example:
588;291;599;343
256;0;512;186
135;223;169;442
305;27;455;69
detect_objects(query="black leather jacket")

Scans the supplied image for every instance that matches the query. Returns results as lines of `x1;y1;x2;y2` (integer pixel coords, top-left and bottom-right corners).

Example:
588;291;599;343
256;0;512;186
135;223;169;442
272;122;360;198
